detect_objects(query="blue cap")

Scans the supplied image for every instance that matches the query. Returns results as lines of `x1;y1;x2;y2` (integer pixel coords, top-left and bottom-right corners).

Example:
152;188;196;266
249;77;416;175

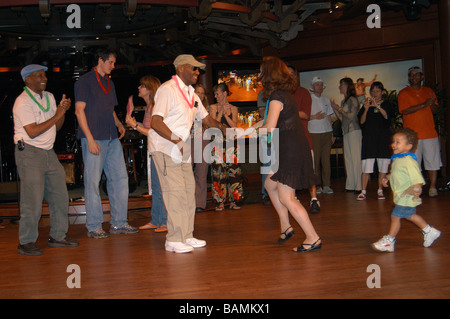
20;64;48;81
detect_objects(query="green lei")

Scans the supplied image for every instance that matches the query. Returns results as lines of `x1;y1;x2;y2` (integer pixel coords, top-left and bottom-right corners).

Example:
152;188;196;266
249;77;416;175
24;86;50;112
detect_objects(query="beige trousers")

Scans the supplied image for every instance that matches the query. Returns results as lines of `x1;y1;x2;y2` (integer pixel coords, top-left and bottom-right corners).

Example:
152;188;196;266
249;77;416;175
343;130;362;191
151;151;196;243
310;131;333;188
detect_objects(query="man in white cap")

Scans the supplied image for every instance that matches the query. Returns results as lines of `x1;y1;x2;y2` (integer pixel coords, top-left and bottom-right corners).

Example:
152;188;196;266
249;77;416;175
149;54;227;253
13;64;78;256
398;66;442;197
308;76;335;195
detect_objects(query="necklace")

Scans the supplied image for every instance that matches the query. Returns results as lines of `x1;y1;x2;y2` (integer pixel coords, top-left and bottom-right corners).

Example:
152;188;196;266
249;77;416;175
24;86;50;112
93;67;111;94
172;76;194;108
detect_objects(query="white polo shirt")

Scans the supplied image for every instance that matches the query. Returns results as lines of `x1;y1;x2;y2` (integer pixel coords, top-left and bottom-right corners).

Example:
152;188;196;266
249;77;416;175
308;93;334;134
13;88;57;150
149;75;208;163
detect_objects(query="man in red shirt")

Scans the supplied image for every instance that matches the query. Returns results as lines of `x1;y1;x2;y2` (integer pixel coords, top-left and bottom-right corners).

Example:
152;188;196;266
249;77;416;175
398;66;441;197
287;64;320;213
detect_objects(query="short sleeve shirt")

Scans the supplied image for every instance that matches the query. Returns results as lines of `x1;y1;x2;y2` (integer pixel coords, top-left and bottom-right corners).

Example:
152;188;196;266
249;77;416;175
148;75;209;163
398;86;438;140
74;69;119;140
390;156;426;207
13;89;57;150
308;93;334;134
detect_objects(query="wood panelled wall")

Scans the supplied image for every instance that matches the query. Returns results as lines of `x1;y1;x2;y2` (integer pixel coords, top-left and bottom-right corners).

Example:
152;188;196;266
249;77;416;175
263;4;448;174
264;6;440;79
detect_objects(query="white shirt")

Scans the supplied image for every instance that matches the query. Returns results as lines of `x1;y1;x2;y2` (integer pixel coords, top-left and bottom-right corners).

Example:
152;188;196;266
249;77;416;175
308;93;334;134
13;88;57;150
148;75;208;163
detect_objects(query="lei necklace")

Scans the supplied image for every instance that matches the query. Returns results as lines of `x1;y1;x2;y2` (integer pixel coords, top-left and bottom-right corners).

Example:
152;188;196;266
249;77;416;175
94;67;111;94
24;86;50;112
172;76;194;108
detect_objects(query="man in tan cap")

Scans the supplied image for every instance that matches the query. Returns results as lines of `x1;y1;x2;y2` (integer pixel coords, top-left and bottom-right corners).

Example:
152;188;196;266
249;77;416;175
149;54;227;253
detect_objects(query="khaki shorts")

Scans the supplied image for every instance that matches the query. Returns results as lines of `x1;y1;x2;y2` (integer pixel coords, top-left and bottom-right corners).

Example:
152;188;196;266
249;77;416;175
361;158;391;174
416;137;442;171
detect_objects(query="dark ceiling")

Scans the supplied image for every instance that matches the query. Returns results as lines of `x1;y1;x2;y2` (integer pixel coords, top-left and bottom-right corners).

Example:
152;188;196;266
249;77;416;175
0;0;436;72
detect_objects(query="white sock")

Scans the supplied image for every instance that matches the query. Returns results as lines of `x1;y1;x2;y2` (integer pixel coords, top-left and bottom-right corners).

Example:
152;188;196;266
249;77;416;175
387;235;395;242
422;225;431;233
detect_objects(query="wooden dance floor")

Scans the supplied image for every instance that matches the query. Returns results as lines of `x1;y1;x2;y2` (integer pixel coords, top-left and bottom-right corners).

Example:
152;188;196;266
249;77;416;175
0;179;449;300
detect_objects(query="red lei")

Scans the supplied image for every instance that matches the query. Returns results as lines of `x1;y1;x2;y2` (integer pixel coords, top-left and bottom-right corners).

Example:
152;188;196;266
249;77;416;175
94;67;111;94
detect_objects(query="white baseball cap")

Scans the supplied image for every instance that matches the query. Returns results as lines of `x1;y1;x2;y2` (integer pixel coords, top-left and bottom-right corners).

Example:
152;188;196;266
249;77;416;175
310;76;326;90
408;66;423;75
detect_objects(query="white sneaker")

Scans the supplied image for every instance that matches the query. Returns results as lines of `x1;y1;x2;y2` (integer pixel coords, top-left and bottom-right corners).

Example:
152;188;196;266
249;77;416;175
322;186;334;194
372;235;395;252
165;241;194;253
185;237;207;248
356;192;367;200
316;187;323;194
423;227;441;248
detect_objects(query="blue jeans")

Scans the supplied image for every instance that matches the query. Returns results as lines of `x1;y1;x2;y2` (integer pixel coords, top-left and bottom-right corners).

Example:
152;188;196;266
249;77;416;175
150;157;167;226
81;138;129;232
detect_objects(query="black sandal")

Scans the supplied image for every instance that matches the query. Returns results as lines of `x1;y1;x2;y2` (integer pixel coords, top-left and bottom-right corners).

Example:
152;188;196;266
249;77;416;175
293;238;322;253
278;226;295;244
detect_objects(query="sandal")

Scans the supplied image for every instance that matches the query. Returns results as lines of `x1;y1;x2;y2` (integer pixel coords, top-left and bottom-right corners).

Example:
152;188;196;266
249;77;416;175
229;203;241;210
139;223;157;230
278;226;295;244
215;204;225;212
293;238;322;252
154;225;167;233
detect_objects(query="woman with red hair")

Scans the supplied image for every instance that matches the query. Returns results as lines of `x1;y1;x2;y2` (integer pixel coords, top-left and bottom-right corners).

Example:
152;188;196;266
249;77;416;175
257;57;321;252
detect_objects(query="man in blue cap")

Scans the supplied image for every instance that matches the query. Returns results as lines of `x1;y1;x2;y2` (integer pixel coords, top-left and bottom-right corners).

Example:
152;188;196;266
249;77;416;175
13;64;79;256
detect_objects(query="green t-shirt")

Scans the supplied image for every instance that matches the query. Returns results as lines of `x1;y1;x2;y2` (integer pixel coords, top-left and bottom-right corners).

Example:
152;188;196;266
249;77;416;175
390;155;425;207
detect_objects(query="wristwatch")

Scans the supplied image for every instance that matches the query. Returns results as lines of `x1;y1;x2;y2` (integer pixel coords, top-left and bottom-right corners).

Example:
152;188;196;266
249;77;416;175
133;125;138;130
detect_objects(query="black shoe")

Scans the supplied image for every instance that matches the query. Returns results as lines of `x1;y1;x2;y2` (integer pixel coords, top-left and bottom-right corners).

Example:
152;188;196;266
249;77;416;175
195;207;205;213
278;226;295;244
310;199;320;214
293;238;322;253
48;236;80;248
262;196;271;206
18;243;43;256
